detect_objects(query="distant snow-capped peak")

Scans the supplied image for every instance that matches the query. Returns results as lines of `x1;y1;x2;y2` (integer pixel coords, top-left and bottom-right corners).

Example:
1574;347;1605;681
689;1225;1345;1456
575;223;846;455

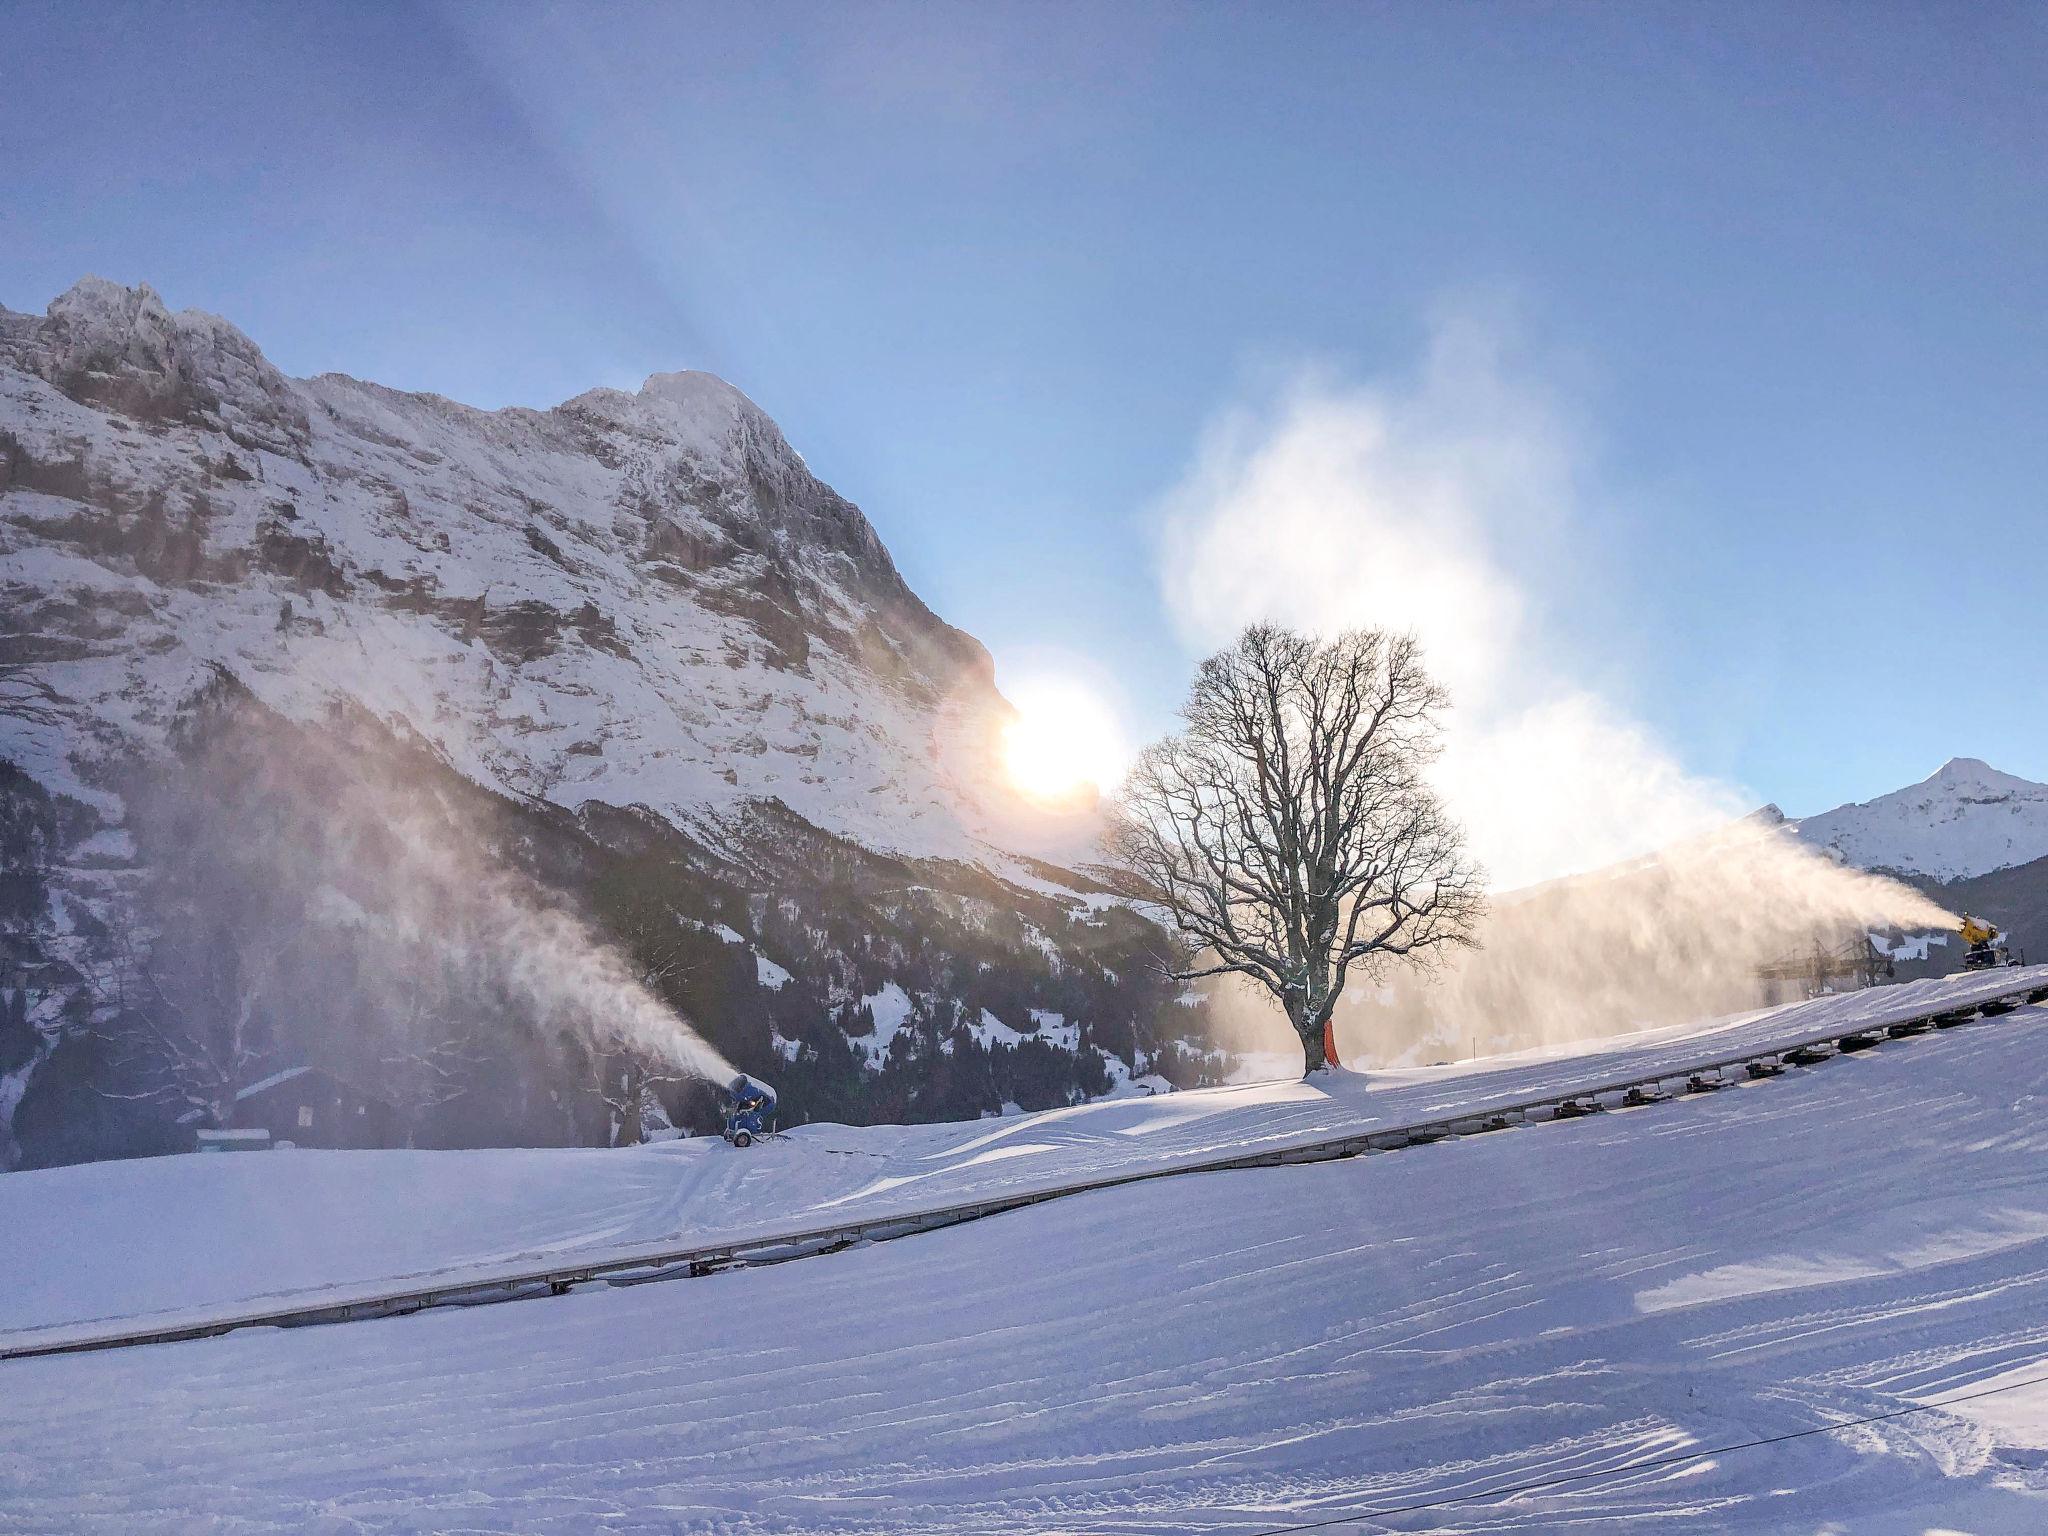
1789;756;2048;882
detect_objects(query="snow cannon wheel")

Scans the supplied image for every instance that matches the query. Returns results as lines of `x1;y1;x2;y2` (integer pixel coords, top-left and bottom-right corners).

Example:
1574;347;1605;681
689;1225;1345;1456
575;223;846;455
731;1129;753;1149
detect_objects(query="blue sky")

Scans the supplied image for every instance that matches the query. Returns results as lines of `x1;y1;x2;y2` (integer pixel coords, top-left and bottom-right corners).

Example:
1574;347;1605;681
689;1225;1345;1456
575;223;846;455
4;0;2043;818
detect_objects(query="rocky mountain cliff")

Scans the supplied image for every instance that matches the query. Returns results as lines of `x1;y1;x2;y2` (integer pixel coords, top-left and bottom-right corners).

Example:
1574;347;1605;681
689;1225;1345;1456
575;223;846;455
0;278;1216;1168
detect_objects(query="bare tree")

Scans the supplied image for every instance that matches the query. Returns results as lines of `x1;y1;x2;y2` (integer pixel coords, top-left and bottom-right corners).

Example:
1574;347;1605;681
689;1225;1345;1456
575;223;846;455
377;970;489;1147
1108;624;1485;1075
586;1038;689;1147
68;906;297;1129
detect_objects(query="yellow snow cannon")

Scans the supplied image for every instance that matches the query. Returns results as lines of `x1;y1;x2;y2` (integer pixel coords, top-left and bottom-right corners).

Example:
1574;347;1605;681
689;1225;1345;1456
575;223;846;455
1959;914;2014;971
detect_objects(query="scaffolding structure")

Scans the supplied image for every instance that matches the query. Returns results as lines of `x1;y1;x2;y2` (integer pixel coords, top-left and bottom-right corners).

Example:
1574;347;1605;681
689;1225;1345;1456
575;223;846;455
1754;932;1893;1003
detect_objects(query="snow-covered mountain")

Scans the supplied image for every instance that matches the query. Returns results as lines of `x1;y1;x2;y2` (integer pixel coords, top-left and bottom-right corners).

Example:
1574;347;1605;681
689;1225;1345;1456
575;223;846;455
1789;756;2048;882
0;276;1072;865
0;278;1212;1168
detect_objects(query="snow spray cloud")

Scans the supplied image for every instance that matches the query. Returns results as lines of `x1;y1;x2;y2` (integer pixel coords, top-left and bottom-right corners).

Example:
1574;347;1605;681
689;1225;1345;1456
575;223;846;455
339;798;738;1088
132;685;735;1117
1349;816;1960;1062
1155;308;1957;1062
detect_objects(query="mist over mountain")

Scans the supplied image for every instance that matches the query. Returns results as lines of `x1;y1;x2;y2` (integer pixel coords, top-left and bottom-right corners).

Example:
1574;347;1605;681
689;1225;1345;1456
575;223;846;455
0;278;1216;1169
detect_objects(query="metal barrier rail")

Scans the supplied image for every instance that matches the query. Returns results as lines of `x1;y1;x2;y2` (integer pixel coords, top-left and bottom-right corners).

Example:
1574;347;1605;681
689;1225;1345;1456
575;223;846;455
8;970;2047;1364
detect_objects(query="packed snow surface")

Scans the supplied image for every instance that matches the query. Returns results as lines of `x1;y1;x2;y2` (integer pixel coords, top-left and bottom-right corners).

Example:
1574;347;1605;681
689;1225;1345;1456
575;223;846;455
4;985;2048;1529
4;970;2042;1349
1792;756;2048;881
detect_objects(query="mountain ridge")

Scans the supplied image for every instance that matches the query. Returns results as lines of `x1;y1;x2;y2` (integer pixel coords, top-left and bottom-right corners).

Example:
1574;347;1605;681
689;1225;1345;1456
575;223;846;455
1789;755;2048;883
0;275;1066;865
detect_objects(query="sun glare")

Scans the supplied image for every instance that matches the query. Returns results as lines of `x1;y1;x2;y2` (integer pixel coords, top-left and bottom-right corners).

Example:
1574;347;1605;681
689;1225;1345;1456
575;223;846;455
1002;679;1125;806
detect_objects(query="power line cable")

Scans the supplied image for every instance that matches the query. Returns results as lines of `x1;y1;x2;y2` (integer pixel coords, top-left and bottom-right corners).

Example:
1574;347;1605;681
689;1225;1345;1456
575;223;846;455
1239;1365;2048;1535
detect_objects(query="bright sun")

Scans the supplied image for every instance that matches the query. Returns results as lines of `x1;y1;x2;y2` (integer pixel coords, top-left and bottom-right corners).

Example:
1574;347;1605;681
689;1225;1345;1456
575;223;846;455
1002;679;1125;805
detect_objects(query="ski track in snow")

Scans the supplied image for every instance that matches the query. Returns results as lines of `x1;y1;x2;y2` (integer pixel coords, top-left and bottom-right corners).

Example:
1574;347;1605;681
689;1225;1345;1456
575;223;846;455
5;989;2048;1529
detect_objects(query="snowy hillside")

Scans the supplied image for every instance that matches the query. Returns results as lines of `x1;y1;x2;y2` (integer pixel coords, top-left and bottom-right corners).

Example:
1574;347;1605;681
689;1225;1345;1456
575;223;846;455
7;998;2048;1529
1792;756;2048;881
5;966;2036;1342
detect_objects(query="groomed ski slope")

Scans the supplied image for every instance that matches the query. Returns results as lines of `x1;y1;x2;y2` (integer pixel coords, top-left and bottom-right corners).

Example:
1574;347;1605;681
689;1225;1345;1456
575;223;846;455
7;991;2048;1530
4;967;2041;1351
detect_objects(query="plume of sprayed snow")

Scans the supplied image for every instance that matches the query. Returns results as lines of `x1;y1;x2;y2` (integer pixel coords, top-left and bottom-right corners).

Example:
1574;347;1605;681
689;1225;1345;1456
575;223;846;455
1156;307;1959;1062
366;809;737;1085
1341;816;1961;1062
145;691;737;1098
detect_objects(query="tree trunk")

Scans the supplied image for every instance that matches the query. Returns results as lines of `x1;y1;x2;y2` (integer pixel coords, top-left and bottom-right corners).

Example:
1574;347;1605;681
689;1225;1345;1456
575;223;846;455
1297;1018;1329;1075
617;1062;645;1147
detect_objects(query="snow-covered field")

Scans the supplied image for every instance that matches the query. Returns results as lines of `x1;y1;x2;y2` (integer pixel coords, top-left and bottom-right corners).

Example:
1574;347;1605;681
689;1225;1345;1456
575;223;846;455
6;984;2048;1530
5;969;2042;1352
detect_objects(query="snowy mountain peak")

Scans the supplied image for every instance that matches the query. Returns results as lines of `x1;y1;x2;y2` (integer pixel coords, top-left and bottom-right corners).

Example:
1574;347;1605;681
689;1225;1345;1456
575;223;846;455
37;275;267;384
0;278;1199;1170
1926;755;2034;794
562;370;767;458
638;368;755;421
1790;757;2048;882
11;275;309;455
45;274;182;336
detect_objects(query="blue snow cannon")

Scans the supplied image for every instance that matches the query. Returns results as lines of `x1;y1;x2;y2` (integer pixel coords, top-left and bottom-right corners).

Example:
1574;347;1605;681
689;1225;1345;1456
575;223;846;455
721;1073;778;1148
